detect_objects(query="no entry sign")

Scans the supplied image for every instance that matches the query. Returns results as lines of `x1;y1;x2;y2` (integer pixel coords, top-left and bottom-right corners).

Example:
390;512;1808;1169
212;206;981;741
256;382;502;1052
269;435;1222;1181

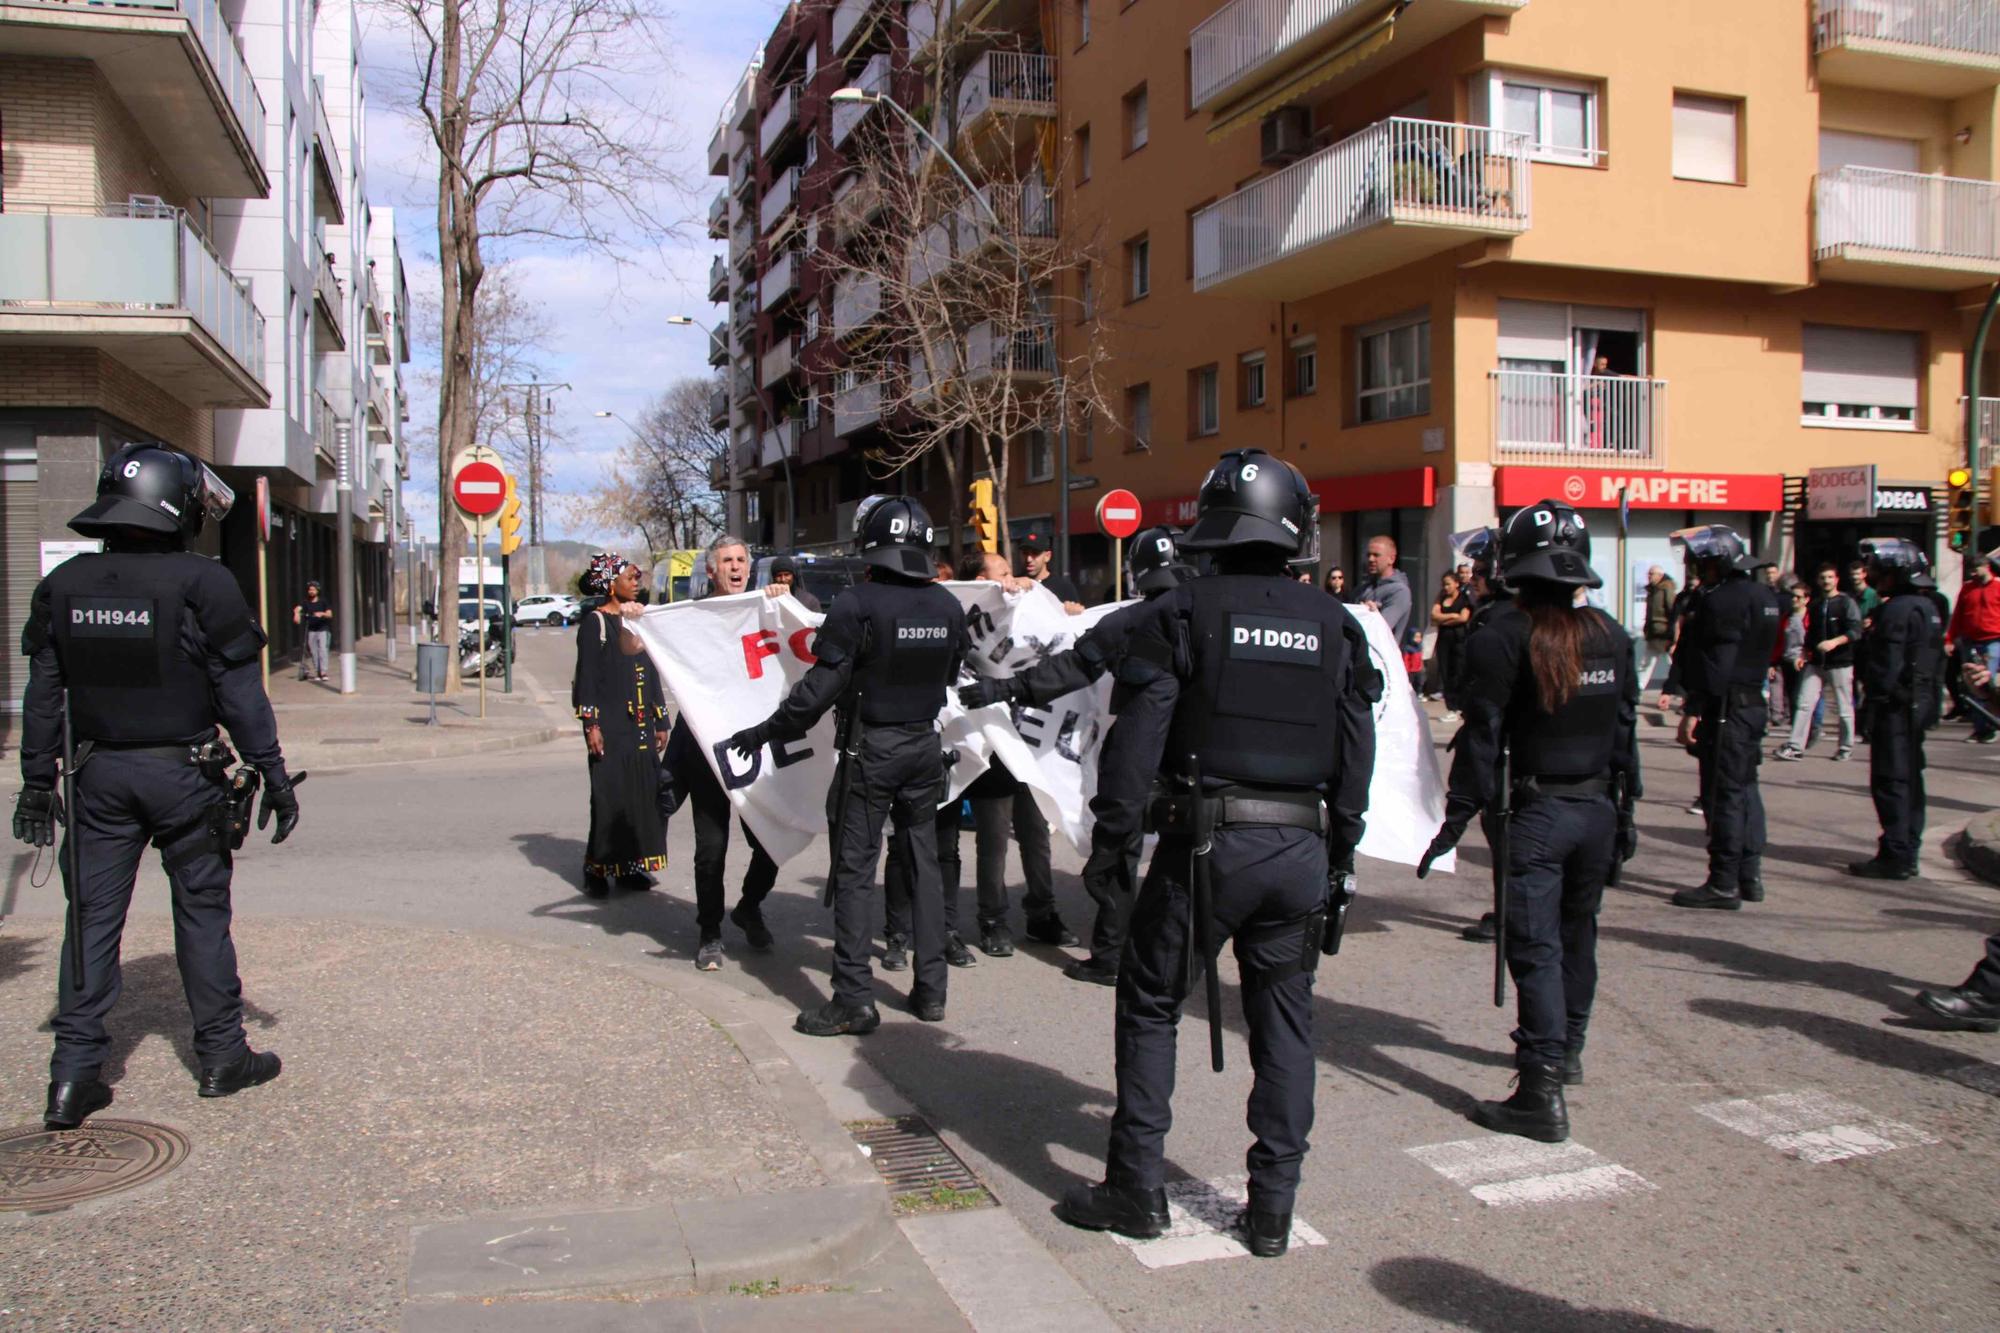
453;459;506;517
1096;488;1142;539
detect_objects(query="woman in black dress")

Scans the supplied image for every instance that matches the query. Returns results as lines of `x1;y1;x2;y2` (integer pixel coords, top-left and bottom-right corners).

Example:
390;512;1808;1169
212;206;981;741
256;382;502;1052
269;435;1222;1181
573;552;669;896
1430;570;1474;713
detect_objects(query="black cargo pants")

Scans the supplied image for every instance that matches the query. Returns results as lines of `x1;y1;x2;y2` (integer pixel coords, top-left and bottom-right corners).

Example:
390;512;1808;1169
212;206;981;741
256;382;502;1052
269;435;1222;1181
1697;689;1767;890
1502;792;1615;1068
828;722;948;1008
884;799;962;939
1867;710;1926;870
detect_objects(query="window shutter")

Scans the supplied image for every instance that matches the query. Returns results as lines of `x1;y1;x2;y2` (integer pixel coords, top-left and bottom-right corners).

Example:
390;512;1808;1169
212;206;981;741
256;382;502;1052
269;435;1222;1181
1673;95;1739;183
1801;326;1918;408
1496;300;1569;363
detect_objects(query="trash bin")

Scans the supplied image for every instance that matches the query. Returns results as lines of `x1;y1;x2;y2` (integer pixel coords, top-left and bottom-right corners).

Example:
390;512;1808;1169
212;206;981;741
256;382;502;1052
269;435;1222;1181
416;642;449;725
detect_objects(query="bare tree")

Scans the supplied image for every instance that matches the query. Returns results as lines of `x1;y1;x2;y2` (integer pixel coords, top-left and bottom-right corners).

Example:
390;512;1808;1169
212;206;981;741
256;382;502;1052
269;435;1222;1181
372;0;683;686
408;262;557;479
565;376;727;563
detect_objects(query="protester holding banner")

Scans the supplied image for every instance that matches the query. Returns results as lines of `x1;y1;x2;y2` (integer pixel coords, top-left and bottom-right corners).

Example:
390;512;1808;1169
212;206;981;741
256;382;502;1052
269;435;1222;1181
572;553;669;898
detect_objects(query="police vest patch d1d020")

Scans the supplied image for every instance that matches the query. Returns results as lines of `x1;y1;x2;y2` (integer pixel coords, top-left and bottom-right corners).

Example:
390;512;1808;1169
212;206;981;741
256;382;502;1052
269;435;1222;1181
1227;614;1323;664
66;597;156;638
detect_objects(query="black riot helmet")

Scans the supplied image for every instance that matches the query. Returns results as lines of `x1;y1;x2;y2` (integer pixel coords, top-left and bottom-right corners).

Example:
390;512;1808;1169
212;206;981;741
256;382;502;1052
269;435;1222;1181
1499;500;1601;589
70;442;234;543
853;494;938;579
1178;448;1315;557
1860;535;1935;590
1451;525;1504;594
1670;523;1755;578
1127;526;1194;596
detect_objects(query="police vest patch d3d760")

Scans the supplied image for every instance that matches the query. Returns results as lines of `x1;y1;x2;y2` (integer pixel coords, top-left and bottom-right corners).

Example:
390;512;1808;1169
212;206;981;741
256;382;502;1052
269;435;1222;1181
1227;614;1322;664
66;597;155;638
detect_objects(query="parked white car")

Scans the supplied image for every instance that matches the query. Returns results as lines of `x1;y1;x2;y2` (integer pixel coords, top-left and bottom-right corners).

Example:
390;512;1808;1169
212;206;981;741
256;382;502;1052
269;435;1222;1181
513;593;581;627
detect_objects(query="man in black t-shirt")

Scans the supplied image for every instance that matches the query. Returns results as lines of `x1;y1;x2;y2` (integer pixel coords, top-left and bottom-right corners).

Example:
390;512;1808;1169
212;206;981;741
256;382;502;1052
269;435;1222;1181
1020;537;1083;611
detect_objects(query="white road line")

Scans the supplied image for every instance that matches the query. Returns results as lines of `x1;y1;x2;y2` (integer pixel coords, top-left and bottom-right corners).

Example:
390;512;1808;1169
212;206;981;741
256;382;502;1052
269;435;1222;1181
1693;1090;1937;1164
1109;1175;1327;1269
1406;1137;1656;1209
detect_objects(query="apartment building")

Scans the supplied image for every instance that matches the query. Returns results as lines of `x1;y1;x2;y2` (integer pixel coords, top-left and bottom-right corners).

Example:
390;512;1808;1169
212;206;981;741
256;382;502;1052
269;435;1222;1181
0;0;409;713
1036;0;1995;611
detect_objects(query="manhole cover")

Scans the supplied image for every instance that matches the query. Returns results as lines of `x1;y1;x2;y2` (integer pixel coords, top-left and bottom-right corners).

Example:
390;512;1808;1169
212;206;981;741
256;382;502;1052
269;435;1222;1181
0;1119;190;1212
847;1116;994;1213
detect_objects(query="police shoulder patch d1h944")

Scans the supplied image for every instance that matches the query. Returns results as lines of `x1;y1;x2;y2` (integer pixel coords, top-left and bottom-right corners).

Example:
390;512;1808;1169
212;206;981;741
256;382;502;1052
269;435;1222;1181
66;597;156;638
1227;614;1322;664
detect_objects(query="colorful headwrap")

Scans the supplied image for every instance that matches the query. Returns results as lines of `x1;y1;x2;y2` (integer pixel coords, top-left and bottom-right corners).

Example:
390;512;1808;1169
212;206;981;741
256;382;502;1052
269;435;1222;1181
582;551;632;597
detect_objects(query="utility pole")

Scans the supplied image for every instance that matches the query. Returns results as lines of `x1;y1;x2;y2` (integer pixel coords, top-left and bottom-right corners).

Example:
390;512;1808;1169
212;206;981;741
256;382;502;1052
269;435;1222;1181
500;379;569;592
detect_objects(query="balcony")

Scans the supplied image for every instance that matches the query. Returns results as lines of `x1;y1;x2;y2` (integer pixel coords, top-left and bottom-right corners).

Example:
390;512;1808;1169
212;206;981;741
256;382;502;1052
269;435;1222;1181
709;385;730;429
731;147;756;197
760;336;798;388
760;418;800;468
730;216;756;265
954;51;1056;133
831;171;887;246
708;253;730;301
1190;0;1526;119
1192;118;1531;299
708;190;729;238
835;376;882;436
760;250;801;311
0;203;266;406
732;361;758;404
1815;0;2000;97
312;251;345;350
0;0;268;197
1815;166;2000;288
832;0;887;54
1489;370;1667;471
761;84;802;160
761;165;800;235
965;320;1055;382
708;451;730;489
311;79;345;225
954;181;1056;255
708;122;730;176
732;291;757;337
832;52;892;150
709;321;728;367
367;375;391;442
832;273;883;341
729;62;760;130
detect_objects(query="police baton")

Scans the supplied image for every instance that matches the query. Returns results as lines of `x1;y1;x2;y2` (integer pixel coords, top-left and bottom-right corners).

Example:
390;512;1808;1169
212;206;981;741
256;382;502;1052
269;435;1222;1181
1492;743;1511;1009
1187;754;1225;1073
59;688;84;991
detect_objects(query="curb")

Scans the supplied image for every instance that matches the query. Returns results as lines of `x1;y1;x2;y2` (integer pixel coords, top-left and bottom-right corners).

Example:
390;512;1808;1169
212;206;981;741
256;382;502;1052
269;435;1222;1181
1958;812;2000;887
287;723;568;774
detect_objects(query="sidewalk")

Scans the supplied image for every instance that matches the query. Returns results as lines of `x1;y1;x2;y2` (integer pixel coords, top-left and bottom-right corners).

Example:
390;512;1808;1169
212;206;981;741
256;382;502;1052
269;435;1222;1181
0;916;963;1330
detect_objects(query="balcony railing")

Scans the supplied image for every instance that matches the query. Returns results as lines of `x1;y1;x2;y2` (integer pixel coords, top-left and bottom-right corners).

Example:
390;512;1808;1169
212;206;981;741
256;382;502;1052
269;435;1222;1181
833;273;882;338
832;0;886;53
708;123;730;176
1191;0;1382;109
1490;371;1667;470
312;251;345;347
760;336;798;388
709;386;731;427
1816;0;2000;58
729;62;760;129
957;181;1057;251
955;51;1056;127
835;376;882;435
709;322;729;366
1816;166;2000;266
760;418;800;467
966;320;1056;379
730;217;756;264
708;191;729;238
708;253;730;300
760;250;800;311
733;362;759;404
761;84;802;159
0;202;264;382
831;171;887;245
731;147;756;196
761;166;799;234
1193;117;1531;293
832;52;893;150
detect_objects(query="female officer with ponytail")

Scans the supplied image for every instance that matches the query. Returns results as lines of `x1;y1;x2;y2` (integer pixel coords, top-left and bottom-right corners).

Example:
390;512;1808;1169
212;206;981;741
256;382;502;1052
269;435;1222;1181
1419;501;1639;1142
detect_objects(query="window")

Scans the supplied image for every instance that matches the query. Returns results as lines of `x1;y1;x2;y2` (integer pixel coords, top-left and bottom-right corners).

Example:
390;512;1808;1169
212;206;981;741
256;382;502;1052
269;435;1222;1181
1077;0;1089;45
1127;234;1150;301
1289;338;1318;397
1355;312;1431;423
1240;352;1267;408
1673;92;1741;184
1126;383;1152;450
746;491;761;525
1801;325;1918;429
1025;430;1054;484
1487;72;1598;164
1190;364;1220;436
1076;123;1092;182
1124;84;1149;153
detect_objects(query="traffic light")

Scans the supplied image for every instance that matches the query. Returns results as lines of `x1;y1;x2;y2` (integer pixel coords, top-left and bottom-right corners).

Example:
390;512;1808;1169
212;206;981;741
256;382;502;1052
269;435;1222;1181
969;478;998;554
498;473;524;556
1946;465;1974;552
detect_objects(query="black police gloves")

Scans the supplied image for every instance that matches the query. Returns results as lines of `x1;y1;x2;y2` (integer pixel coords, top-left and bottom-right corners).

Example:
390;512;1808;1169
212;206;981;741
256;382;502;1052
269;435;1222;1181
1616;810;1639;863
13;785;62;848
257;769;306;844
726;726;767;761
1082;837;1131;895
957;677;1014;710
1416;819;1468;879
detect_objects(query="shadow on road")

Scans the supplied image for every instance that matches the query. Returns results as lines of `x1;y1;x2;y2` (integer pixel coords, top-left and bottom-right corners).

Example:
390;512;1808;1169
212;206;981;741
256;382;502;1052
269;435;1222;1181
1602;924;1923;1007
1369;1256;1713;1331
513;831;588;883
1686;997;1974;1081
0;930;41;988
31;951;281;1082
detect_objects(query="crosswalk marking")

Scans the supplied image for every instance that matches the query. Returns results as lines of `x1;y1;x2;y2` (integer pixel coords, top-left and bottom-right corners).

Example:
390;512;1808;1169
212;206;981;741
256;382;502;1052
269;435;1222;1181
1109;1176;1327;1269
1693;1090;1937;1164
1405;1137;1657;1208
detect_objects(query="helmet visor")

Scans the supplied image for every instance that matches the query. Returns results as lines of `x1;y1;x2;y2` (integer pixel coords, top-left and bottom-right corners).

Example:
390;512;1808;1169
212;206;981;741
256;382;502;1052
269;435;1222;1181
195;462;235;526
1449;526;1495;565
1669;525;1734;562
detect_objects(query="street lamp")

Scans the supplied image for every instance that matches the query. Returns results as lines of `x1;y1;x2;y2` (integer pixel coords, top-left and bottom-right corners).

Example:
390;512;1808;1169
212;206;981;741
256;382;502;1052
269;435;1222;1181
830;85;1072;577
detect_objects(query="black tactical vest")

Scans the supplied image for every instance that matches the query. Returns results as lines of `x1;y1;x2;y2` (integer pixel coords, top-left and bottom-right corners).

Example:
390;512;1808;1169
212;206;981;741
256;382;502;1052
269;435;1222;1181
1166;575;1360;790
1493;604;1633;780
44;552;221;743
842;580;964;725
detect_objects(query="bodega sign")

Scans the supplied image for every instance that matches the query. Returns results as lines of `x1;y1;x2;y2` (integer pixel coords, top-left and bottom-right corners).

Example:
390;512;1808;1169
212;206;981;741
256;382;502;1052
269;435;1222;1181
1495;467;1785;512
1807;465;1877;520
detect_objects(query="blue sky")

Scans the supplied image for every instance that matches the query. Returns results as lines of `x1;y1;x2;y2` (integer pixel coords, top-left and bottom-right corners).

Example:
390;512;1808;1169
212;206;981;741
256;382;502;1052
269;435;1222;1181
357;2;786;545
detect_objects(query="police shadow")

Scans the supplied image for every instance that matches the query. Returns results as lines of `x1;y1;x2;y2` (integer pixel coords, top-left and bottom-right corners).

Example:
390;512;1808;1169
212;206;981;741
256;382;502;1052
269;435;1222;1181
1369;1256;1712;1332
1878;906;2000;933
1686;997;1983;1083
1601;925;1925;1009
0;929;42;989
1791;778;1995;817
35;951;281;1082
1636;821;1861;872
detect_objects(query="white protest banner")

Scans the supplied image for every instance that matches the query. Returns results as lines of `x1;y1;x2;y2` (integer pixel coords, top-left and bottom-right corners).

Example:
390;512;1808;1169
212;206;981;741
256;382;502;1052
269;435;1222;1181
1344;603;1454;872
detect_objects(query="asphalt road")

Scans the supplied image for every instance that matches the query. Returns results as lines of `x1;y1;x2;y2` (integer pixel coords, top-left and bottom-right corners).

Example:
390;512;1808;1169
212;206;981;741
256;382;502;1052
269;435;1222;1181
8;626;1997;1330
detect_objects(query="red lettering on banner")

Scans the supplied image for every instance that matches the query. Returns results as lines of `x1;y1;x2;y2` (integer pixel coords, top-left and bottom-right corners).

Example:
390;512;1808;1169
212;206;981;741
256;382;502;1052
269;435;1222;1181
788;627;818;664
742;630;781;679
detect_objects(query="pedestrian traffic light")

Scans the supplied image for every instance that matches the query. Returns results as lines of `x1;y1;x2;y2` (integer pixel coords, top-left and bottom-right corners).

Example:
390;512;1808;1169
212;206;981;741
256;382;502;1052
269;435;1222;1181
1946;465;1974;551
969;478;998;554
498;473;524;556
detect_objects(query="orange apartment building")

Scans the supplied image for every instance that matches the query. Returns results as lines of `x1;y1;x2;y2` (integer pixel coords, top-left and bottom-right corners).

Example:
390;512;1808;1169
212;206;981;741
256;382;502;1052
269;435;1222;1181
1028;0;1998;617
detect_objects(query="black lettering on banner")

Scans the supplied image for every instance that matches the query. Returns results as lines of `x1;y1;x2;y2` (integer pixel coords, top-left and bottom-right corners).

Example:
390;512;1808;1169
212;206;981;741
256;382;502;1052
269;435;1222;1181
715;739;761;792
985;635;1016;667
965;606;996;640
1011;702;1050;749
1054;710;1095;764
771;736;815;770
1227;614;1323;665
66;597;156;639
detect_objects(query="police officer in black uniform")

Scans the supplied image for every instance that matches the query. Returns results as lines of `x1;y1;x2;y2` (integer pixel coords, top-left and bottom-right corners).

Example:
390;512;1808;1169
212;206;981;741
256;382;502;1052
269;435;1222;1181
1419;502;1638;1140
1667;525;1780;911
1055;450;1377;1257
1448;526;1512;945
727;496;966;1035
956;526;1195;986
1848;537;1946;880
12;443;299;1130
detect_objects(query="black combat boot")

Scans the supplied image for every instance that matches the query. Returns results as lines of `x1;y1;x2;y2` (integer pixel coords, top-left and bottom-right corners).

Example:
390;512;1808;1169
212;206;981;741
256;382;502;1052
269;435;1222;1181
1561;1038;1585;1087
1738;860;1765;903
1472;1062;1570;1143
1915;987;2000;1032
198;1049;282;1099
1025;913;1080;947
1461;912;1497;942
793;999;881;1038
1238;1199;1292;1258
909;988;946;1023
1846;857;1917;881
1063;957;1119;987
44;1077;113;1130
880;933;910;971
1671;880;1742;910
1054;1180;1170;1239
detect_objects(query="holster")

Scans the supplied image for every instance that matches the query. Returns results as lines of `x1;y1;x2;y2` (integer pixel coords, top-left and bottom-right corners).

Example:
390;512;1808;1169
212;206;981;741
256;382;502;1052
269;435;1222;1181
223;765;262;851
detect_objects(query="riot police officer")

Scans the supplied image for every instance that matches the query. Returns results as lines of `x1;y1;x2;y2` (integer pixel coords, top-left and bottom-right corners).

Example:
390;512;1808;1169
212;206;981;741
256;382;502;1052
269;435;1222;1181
727;496;966;1035
1419;502;1639;1140
1450;526;1511;944
956;526;1194;986
12;443;300;1130
1055;450;1377;1258
1668;525;1780;911
1848;537;1946;880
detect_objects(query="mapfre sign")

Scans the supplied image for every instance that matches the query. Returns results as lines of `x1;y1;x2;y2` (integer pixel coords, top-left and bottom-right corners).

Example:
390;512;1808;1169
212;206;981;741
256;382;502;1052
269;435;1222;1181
1495;467;1785;512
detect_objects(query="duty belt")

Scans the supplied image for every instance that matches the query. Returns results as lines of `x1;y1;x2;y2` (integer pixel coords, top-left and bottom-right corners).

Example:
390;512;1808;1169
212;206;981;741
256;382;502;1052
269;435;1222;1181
1513;773;1612;806
1152;785;1326;835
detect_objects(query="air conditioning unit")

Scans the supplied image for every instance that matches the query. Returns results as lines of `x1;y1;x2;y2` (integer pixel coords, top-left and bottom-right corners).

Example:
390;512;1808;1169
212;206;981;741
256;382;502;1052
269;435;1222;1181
1260;108;1312;166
